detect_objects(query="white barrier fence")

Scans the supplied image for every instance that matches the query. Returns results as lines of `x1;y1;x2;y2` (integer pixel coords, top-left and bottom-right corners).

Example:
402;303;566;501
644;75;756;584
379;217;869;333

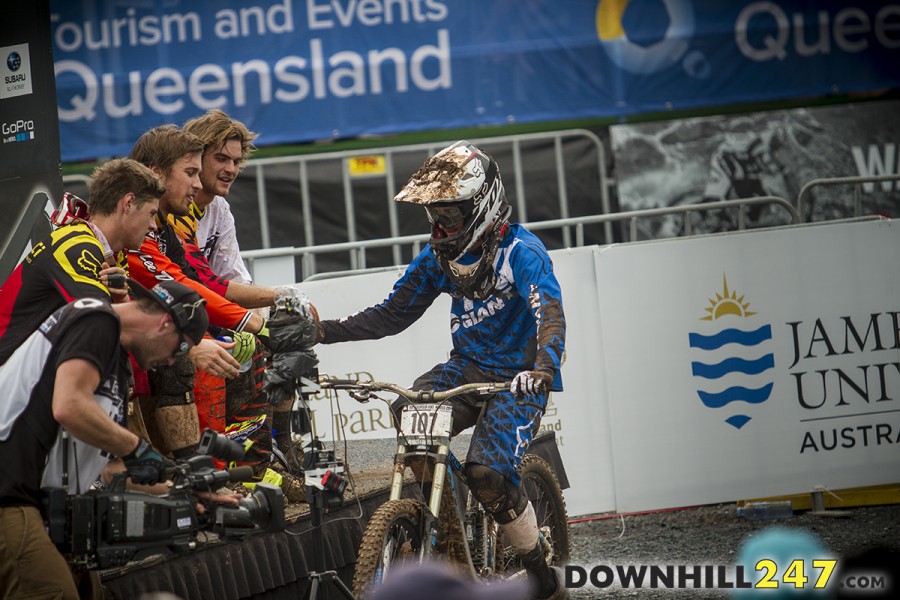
296;218;900;517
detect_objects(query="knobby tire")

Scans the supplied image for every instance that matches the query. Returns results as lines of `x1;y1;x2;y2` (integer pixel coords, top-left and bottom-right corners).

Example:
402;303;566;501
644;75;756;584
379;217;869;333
352;498;424;598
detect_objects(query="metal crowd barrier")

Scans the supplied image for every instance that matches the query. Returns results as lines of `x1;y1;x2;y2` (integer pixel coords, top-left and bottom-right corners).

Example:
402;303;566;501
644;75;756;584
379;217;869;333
242;195;799;282
62;145;897;284
241;129;611;265
797;174;900;221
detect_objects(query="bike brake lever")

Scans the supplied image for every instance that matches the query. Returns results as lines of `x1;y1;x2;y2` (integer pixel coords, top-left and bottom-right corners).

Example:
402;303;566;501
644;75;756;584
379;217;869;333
480;382;510;394
350;390;371;402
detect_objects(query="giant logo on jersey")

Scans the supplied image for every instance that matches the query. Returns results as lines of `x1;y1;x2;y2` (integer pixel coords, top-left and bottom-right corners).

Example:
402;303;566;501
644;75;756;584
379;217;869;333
76;249;102;279
451;296;506;333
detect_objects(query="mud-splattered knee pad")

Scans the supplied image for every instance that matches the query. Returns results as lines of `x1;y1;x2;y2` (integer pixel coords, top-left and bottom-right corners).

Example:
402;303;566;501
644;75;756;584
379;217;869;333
464;463;526;523
149;355;196;406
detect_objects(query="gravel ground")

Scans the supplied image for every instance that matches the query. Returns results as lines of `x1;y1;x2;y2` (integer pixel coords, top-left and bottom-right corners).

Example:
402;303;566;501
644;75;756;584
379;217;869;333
303;437;900;599
567;504;900;599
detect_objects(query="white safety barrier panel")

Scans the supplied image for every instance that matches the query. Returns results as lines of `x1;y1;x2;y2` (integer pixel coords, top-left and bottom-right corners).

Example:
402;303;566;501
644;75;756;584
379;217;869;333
595;219;900;512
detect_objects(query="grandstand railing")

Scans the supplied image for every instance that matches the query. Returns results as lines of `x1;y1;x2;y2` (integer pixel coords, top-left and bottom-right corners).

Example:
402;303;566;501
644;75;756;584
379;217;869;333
243;129;611;264
64;129;611;278
797;173;900;221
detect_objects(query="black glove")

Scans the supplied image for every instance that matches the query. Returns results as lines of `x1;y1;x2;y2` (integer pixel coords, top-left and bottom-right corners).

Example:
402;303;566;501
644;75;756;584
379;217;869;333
264;349;319;405
257;312;319;354
122;437;166;485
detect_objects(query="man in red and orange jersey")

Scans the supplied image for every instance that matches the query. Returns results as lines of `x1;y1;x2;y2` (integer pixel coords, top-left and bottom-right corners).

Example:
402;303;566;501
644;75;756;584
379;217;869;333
128;125;315;468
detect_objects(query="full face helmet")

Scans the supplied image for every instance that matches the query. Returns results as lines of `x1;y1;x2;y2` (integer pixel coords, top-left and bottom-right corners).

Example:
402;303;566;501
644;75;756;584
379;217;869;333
395;141;511;299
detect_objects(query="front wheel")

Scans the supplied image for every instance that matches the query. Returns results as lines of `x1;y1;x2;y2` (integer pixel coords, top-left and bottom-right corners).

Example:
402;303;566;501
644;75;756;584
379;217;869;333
497;453;570;572
352;498;425;597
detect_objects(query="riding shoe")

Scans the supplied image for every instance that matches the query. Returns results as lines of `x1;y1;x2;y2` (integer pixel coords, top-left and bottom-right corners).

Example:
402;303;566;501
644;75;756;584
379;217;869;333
533;566;568;600
520;542;568;600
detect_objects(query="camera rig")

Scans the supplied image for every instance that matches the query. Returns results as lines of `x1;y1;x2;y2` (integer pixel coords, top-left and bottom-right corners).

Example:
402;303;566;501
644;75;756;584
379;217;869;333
286;370;348;510
43;429;285;570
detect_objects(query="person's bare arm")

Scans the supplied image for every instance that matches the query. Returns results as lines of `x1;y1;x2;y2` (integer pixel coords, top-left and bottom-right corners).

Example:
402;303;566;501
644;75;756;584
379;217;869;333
52;358;139;458
224;280;276;308
245;311;266;334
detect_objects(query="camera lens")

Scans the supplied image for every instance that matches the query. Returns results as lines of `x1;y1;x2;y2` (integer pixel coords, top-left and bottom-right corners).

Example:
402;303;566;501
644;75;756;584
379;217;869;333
198;429;245;462
216;483;285;537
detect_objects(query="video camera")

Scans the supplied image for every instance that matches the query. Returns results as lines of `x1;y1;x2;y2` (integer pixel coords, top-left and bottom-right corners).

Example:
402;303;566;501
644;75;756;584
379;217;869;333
301;442;348;509
43;429;285;569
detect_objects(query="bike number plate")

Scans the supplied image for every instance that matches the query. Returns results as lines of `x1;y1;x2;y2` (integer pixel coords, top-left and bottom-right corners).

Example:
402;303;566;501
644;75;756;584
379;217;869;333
400;404;453;444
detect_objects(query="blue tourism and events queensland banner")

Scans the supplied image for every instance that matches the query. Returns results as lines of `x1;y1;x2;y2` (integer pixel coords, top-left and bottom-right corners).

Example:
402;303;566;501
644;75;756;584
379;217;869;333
50;0;900;161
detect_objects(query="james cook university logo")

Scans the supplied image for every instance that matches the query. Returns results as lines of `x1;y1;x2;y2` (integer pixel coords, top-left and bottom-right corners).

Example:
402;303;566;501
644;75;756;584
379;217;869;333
688;275;775;429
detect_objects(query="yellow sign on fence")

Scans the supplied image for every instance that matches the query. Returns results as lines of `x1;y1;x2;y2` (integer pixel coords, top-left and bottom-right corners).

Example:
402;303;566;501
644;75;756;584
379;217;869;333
347;155;386;177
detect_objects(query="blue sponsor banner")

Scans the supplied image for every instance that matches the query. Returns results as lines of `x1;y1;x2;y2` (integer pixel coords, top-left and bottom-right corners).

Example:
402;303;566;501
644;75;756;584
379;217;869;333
51;1;900;162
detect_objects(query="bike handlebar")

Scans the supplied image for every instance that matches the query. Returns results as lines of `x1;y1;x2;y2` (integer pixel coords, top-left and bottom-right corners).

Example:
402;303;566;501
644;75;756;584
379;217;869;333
318;379;510;403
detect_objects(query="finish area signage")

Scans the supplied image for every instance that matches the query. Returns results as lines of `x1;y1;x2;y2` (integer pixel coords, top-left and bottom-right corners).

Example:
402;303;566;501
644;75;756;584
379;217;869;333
50;1;900;161
594;219;900;511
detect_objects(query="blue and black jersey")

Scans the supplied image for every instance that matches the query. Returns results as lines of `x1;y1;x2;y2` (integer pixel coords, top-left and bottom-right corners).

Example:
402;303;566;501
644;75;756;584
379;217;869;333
321;224;565;390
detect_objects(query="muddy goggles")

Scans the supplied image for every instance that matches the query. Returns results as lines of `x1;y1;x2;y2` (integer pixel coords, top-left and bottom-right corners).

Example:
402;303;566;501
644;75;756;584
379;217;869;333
425;201;473;230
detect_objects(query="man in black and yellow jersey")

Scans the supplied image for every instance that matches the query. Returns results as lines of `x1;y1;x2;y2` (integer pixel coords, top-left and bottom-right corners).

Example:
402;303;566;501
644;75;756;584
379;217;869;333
0;159;164;365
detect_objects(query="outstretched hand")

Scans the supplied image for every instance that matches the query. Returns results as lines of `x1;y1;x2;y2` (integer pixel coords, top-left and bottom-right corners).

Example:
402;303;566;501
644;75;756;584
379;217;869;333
194;489;243;514
257;311;319;354
273;285;312;316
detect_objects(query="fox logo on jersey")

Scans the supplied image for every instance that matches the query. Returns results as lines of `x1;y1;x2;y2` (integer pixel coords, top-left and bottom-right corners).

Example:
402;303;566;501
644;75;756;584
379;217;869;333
76;250;103;279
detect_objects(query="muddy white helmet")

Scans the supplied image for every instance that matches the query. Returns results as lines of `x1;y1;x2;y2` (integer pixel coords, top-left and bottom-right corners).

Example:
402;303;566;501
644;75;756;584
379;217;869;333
395;141;511;299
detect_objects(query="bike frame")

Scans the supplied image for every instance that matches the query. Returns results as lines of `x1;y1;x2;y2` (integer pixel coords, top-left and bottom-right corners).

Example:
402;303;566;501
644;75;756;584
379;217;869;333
321;380;510;570
320;377;570;591
390;438;491;567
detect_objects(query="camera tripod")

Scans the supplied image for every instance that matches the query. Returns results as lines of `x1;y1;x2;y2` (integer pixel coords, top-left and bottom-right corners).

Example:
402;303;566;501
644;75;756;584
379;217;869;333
284;372;355;599
301;443;356;600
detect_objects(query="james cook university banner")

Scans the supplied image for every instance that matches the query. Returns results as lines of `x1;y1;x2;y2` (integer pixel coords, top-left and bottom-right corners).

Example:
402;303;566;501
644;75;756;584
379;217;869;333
50;0;900;161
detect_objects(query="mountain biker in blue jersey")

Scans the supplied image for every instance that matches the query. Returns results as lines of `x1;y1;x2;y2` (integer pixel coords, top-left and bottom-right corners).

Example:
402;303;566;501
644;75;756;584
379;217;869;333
316;141;567;600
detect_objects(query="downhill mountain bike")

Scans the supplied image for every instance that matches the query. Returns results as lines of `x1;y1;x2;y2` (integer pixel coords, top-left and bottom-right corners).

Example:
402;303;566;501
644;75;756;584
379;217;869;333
319;379;570;598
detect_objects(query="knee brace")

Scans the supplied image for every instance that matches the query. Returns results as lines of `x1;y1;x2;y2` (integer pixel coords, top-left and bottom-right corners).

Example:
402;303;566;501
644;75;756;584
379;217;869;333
150;357;195;407
464;463;527;524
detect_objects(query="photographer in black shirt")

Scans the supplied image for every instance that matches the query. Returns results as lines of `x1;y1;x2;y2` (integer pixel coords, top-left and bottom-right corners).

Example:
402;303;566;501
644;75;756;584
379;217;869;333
0;280;215;599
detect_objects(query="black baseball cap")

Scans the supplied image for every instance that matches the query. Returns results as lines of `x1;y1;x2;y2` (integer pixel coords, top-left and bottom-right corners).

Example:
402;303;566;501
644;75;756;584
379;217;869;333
127;278;209;351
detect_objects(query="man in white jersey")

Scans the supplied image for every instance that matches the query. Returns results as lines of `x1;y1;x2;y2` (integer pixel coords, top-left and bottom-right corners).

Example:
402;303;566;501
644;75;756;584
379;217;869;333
183;109;255;284
182;110;310;462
